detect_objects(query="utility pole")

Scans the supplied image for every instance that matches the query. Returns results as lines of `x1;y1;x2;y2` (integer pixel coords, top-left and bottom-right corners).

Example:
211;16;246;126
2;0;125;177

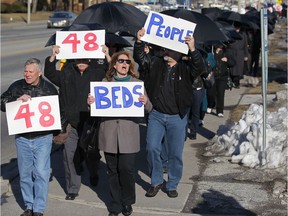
27;0;31;24
238;0;242;13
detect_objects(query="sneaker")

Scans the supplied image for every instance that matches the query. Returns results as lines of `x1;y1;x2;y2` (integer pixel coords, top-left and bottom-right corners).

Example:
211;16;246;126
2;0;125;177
145;183;163;197
167;190;178;198
206;108;212;114
217;113;224;117
65;193;78;200
122;205;133;216
199;120;204;127
20;209;33;216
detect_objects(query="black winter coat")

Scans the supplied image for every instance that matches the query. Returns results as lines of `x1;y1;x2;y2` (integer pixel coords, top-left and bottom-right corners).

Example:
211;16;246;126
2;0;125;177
213;49;236;81
44;58;107;129
133;41;207;118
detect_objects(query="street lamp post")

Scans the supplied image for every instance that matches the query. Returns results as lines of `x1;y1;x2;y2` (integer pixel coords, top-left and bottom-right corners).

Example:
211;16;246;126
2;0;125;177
27;0;31;24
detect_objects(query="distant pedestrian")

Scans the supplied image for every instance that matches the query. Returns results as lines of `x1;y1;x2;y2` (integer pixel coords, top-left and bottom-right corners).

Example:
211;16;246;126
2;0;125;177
1;58;59;216
207;43;235;117
227;22;249;88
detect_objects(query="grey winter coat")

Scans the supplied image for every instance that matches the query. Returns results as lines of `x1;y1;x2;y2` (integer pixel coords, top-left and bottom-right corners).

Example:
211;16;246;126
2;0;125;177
227;30;249;76
98;77;153;154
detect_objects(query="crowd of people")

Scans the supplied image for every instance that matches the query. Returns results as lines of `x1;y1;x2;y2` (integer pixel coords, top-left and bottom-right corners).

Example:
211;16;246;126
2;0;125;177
1;3;283;216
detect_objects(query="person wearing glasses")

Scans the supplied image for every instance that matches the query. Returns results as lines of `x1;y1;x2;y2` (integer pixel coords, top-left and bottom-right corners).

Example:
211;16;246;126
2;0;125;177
44;45;110;201
87;50;153;216
134;28;206;199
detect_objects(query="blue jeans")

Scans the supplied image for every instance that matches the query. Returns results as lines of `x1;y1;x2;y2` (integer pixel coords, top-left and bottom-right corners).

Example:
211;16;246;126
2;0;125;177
15;134;53;213
146;109;187;190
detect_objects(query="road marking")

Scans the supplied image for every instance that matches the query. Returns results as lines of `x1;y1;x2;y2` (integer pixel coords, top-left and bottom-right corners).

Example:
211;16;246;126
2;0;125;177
2;47;48;57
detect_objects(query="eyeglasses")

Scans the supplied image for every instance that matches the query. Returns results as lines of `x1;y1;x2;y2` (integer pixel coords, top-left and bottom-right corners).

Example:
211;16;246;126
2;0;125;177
116;59;131;64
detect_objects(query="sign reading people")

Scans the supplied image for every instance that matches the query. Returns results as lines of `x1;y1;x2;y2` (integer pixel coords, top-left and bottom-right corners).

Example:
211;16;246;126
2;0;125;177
5;95;61;135
56;30;106;59
90;82;145;117
141;11;197;54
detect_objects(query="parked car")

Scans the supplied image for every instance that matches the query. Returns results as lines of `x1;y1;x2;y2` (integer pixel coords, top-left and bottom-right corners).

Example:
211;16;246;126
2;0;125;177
134;2;151;13
47;11;77;28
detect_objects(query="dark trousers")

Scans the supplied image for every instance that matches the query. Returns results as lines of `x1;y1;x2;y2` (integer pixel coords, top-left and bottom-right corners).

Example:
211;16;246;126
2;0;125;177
189;88;205;135
250;50;260;77
207;79;227;114
231;75;241;87
104;152;136;214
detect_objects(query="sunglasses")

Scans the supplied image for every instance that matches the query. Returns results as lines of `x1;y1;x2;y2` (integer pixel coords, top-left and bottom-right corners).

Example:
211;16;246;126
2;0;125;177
116;59;131;64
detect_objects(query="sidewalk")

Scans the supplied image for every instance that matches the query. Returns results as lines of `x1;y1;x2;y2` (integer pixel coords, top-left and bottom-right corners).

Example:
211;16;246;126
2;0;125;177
0;84;279;216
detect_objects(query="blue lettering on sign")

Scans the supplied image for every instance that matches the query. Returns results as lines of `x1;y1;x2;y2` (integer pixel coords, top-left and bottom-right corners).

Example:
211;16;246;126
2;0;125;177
93;84;144;109
111;86;121;108
94;86;111;109
133;85;143;107
146;13;194;43
122;87;133;108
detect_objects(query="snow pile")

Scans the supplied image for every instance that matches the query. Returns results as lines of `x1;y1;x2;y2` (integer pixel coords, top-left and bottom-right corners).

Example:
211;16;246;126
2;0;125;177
204;103;288;169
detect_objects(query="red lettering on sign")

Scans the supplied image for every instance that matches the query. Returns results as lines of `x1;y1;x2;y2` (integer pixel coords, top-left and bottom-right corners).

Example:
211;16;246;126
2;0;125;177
62;33;80;53
84;33;99;51
14;104;35;128
38;101;54;127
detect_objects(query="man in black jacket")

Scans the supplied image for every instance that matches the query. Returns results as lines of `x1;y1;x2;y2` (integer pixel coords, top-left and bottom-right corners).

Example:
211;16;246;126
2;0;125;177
133;28;206;198
1;58;59;216
44;46;109;200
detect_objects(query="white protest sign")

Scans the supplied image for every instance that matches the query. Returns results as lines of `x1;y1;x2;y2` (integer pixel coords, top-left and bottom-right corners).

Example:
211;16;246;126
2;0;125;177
5;95;61;135
141;11;196;54
56;30;105;59
90;82;144;117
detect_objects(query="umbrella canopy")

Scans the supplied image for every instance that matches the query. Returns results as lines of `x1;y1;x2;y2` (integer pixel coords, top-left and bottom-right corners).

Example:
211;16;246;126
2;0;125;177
72;2;147;36
161;9;227;44
215;20;242;43
244;11;274;34
217;11;259;30
45;23;132;48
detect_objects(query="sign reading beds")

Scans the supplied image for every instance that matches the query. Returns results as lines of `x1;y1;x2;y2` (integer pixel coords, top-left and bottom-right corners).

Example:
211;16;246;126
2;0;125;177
90;82;145;117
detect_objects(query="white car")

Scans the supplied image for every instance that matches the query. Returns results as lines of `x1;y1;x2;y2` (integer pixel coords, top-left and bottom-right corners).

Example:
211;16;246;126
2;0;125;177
135;2;151;13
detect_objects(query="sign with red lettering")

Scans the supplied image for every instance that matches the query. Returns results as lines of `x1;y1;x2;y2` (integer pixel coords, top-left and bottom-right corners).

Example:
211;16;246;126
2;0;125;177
5;95;61;135
141;11;196;54
90;82;144;117
56;30;105;59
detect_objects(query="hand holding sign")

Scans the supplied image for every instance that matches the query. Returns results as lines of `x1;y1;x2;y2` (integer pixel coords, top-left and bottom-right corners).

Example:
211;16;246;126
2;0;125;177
140;11;196;54
5;95;61;135
55;30;106;60
89;82;145;117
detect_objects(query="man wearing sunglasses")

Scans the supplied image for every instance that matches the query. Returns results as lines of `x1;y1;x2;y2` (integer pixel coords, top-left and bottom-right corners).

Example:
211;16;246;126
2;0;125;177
44;45;110;201
134;28;207;199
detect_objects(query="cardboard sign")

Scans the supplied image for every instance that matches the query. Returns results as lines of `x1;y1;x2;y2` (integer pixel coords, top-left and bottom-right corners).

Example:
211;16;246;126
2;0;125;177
90;82;144;117
5;95;61;135
141;11;196;54
55;30;105;59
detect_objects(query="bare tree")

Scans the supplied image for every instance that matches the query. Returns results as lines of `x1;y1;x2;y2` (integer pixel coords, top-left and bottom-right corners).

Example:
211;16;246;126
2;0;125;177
31;0;37;13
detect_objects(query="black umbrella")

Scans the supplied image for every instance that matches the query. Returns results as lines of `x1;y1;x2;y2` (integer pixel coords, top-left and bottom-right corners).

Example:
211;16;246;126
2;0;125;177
45;23;132;48
245;11;274;34
161;9;227;44
201;7;223;21
215;20;243;43
217;11;259;30
72;2;147;37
